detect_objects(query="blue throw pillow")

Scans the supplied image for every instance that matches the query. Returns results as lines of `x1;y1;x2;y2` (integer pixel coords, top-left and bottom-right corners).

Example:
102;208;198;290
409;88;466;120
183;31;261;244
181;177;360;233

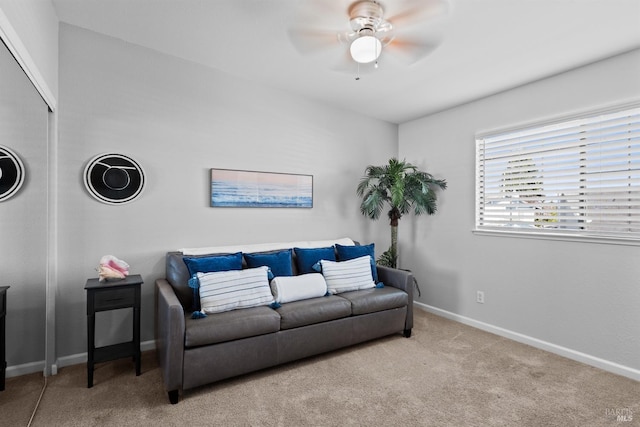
244;249;293;278
294;246;336;274
335;243;378;282
183;252;243;276
183;252;243;312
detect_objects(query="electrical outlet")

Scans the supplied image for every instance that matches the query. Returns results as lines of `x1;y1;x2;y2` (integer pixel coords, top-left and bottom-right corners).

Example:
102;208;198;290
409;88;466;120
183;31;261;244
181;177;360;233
476;291;485;304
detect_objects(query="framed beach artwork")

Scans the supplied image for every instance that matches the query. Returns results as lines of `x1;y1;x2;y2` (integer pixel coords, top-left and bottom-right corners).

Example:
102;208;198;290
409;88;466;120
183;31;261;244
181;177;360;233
210;169;313;208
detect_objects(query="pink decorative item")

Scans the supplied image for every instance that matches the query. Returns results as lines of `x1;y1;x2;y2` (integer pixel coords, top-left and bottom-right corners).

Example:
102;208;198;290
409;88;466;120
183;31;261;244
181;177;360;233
97;255;130;282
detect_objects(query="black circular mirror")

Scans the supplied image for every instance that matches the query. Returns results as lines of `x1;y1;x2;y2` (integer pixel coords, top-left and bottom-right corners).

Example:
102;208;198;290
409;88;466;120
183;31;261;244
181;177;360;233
0;145;26;202
84;153;145;205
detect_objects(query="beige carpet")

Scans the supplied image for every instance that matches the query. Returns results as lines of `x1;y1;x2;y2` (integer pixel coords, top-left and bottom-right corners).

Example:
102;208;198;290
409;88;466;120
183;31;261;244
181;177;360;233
1;309;638;427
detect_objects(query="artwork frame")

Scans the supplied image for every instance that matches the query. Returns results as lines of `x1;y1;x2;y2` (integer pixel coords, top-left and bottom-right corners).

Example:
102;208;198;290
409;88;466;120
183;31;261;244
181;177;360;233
210;168;313;208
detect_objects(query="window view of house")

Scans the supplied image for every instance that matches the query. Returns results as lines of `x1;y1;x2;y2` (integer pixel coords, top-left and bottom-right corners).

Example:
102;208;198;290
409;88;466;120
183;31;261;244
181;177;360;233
477;106;640;239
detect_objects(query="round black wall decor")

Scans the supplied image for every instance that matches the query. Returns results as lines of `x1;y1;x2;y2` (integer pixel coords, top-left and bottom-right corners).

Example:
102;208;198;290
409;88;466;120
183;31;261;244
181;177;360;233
0;145;26;202
83;153;146;205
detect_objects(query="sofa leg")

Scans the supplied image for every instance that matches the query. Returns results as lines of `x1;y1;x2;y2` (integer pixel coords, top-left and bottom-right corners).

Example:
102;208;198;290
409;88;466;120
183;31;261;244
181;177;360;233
168;390;179;404
403;328;412;338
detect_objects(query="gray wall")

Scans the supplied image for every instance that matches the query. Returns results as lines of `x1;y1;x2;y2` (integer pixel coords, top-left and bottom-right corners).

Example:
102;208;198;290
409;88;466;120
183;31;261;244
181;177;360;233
56;24;397;358
398;49;640;373
0;41;48;367
0;0;58;104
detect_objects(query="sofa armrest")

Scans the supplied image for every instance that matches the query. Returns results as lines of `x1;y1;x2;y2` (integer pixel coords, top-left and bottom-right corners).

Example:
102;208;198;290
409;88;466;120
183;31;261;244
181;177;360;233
155;279;185;396
376;266;414;332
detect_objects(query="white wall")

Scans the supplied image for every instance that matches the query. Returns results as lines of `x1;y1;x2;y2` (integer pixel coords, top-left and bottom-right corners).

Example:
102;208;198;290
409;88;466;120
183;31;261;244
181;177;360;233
0;42;48;368
399;49;640;375
56;24;397;358
0;0;58;106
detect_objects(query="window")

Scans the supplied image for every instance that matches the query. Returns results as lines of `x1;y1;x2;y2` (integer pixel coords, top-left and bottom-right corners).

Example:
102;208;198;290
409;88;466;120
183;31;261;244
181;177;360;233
476;105;640;241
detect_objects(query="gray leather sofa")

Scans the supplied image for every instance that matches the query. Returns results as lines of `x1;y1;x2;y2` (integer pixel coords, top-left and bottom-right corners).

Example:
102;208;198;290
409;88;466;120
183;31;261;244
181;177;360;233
155;240;414;404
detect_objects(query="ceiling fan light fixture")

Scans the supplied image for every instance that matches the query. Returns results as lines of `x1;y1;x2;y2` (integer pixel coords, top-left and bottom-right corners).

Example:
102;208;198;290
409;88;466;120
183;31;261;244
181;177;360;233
350;34;381;64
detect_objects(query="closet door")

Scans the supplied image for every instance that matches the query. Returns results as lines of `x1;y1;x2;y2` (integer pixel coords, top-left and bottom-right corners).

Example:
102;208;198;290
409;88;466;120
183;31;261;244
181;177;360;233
0;40;48;371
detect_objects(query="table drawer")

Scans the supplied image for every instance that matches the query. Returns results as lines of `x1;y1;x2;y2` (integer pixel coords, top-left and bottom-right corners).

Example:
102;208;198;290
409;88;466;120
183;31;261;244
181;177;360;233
93;288;135;311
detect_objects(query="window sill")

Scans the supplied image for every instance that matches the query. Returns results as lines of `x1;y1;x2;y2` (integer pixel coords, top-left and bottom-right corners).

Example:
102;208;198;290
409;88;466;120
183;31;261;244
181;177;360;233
472;229;640;247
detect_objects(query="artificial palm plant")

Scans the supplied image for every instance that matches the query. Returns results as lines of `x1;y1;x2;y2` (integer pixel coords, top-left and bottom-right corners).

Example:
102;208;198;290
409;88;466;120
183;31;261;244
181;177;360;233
357;158;447;268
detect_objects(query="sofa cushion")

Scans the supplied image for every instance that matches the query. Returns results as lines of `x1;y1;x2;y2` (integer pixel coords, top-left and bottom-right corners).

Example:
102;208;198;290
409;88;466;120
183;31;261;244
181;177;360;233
184;306;281;347
244;249;293;277
270;273;327;304
319;255;376;294
276;296;351;330
338;287;408;316
198;266;274;314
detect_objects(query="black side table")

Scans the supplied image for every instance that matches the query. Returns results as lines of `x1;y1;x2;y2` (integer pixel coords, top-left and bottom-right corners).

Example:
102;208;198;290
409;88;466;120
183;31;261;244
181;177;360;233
85;275;143;388
0;286;8;391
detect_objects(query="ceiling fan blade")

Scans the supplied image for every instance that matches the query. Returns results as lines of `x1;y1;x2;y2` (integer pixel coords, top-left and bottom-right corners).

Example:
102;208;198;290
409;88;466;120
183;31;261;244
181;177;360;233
287;0;356;55
288;27;343;54
385;36;443;65
386;0;450;28
289;0;353;33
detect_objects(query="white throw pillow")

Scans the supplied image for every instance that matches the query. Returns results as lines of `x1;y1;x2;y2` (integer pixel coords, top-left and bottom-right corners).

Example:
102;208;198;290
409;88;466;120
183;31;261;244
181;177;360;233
320;255;375;294
198;266;274;314
270;273;327;304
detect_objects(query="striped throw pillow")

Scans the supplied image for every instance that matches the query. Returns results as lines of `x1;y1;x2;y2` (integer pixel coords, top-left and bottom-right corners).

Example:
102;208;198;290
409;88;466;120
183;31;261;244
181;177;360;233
320;255;375;294
198;266;274;314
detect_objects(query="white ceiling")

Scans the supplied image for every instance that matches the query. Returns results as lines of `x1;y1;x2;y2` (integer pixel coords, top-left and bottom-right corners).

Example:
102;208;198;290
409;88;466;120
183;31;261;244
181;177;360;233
51;0;640;124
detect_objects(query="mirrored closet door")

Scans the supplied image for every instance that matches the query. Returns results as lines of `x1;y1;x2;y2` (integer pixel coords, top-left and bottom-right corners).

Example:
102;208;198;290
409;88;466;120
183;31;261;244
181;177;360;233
0;39;48;373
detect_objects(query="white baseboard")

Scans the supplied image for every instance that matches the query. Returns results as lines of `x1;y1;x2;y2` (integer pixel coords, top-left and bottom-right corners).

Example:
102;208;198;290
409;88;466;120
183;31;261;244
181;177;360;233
56;339;156;369
8;315;639;383
414;302;640;382
6;360;45;378
6;340;156;378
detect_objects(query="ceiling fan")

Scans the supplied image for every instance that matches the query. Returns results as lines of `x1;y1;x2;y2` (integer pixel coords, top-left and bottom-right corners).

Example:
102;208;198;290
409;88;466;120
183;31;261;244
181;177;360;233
289;0;449;74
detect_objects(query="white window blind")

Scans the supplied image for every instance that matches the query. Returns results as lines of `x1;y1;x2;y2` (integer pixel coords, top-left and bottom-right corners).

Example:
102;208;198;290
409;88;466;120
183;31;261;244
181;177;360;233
476;105;640;240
